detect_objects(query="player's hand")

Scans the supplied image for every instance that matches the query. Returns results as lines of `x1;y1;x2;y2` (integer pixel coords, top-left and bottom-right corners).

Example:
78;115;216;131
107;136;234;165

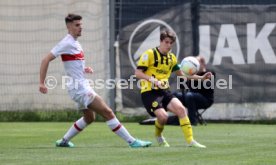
39;83;48;94
154;80;163;88
203;72;212;79
84;67;93;74
159;80;169;89
149;77;169;89
149;77;160;87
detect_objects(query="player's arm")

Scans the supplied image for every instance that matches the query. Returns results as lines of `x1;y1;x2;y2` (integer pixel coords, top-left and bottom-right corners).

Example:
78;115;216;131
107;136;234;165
135;52;163;87
135;68;151;81
135;50;164;87
135;51;153;82
135;69;164;88
188;72;212;80
174;66;212;80
39;53;56;94
135;69;157;86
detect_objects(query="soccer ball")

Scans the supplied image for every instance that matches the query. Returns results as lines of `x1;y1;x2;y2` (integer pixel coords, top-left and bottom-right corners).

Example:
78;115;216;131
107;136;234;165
180;56;200;76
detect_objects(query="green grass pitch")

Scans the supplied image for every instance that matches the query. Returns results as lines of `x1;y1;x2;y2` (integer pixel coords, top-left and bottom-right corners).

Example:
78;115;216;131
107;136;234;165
0;122;275;165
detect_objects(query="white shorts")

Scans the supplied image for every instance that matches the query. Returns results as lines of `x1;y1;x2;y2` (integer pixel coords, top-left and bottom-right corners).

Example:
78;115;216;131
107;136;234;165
68;83;97;110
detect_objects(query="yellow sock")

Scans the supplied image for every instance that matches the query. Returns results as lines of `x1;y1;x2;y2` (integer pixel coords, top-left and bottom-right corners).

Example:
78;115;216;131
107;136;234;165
155;120;164;137
179;116;194;144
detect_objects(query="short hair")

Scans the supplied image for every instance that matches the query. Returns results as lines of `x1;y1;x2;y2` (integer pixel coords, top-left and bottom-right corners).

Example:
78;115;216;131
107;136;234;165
65;13;82;24
160;29;176;42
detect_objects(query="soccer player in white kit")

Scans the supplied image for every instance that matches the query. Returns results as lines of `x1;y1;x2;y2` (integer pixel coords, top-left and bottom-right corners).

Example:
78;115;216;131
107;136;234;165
39;13;152;148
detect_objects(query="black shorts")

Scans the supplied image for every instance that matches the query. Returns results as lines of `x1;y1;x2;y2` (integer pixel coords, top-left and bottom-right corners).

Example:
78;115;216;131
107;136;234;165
141;89;175;117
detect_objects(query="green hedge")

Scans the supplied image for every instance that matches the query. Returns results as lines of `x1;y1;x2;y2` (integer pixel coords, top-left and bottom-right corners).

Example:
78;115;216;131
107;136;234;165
0;110;80;122
1;110;275;124
0;110;148;122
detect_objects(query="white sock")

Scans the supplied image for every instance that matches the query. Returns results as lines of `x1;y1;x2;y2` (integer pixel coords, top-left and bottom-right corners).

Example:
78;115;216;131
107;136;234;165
156;136;165;143
63;117;88;141
106;117;135;144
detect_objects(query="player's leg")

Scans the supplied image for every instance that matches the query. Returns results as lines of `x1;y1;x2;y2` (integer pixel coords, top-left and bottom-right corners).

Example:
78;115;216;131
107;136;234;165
185;92;211;125
88;95;152;148
167;98;193;143
56;87;97;147
154;108;170;147
154;108;167;137
141;91;169;147
62;109;95;141
167;98;206;148
56;109;95;147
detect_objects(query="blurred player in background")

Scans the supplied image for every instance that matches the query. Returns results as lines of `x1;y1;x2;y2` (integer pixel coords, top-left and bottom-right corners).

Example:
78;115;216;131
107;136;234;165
39;13;152;148
174;55;215;126
135;29;211;148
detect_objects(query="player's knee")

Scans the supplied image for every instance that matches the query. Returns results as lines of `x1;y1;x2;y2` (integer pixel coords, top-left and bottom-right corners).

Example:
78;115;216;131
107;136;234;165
103;107;115;120
185;92;193;99
185;92;194;102
175;105;187;118
158;114;168;125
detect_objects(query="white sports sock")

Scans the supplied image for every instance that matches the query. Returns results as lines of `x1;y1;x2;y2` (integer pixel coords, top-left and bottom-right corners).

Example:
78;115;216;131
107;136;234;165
63;117;88;141
156;136;165;143
106;117;135;144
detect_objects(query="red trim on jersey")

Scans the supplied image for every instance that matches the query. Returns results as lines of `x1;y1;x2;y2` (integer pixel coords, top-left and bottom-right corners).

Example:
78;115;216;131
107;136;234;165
74;123;82;132
61;52;84;61
112;124;122;132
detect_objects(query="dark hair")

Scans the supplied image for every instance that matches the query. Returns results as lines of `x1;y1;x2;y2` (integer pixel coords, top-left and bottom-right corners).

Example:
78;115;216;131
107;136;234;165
160;29;176;42
65;14;82;24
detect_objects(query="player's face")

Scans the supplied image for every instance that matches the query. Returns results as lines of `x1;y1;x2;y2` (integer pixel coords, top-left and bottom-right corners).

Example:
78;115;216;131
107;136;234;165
68;20;82;38
159;37;174;54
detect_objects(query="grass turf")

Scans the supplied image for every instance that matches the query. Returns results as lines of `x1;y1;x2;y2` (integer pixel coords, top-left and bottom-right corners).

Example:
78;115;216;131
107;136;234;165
0;122;275;165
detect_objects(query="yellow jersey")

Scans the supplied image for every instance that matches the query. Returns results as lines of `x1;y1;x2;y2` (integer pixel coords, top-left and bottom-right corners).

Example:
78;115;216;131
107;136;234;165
137;47;180;93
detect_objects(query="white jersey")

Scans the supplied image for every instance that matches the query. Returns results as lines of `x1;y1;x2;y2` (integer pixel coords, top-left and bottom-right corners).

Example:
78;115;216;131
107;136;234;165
51;34;97;109
51;34;87;90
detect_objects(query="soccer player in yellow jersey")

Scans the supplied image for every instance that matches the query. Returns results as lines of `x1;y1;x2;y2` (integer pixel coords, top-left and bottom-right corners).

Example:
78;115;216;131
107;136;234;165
135;29;211;148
